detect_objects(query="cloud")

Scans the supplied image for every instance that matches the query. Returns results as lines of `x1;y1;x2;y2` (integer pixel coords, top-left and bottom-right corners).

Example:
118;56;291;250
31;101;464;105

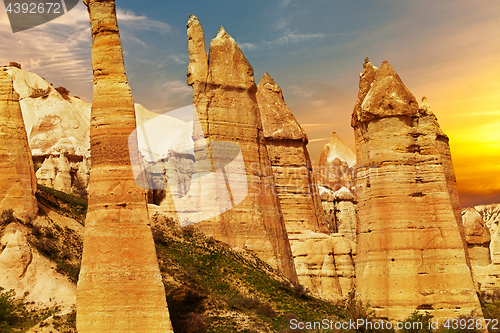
0;3;92;94
117;9;171;40
0;3;173;101
280;0;292;8
239;43;257;51
308;138;329;143
266;32;325;46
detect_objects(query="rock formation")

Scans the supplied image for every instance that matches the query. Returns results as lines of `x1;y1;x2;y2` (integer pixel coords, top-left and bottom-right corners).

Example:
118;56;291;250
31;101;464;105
462;207;491;288
256;72;352;300
77;1;173;332
316;133;357;235
3;65;91;197
475;203;500;291
0;222;76;312
333;187;357;242
318;186;335;229
352;58;482;320
317;184;357;241
186;15;298;284
256;72;328;234
317;132;356;194
0;70;38;221
476;204;500;261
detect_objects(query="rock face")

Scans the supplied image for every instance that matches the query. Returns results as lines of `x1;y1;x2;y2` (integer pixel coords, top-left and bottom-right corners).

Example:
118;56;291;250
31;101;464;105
77;1;173;332
0;223;75;311
318;185;357;241
333;187;357;242
0;70;38;221
316;133;357;235
256;73;328;234
475;204;500;291
186;15;298;284
351;58;481;320
462;207;491;288
3;65;91;197
289;231;355;301
317;132;356;194
256;72;350;300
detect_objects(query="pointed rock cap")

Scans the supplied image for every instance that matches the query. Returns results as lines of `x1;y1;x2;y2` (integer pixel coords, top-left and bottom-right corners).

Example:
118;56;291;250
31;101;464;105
352;60;418;127
351;57;377;127
334;186;355;201
318;132;356;168
256;72;307;142
207;26;255;90
187;14;208;85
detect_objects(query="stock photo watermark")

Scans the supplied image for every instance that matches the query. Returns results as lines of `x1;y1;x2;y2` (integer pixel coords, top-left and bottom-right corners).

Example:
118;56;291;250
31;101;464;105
3;0;79;32
128;104;376;227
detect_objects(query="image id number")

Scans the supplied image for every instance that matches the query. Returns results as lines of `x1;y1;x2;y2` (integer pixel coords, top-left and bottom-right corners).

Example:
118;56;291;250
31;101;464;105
6;2;61;14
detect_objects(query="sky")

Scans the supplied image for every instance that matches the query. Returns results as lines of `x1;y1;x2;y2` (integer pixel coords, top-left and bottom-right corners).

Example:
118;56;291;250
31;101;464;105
0;0;498;208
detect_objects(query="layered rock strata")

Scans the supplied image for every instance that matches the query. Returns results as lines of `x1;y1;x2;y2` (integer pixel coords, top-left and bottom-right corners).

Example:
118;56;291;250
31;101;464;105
316;133;357;235
77;1;173;332
332;187;357;242
256;73;328;234
256;72;348;299
352;58;481;320
318;185;357;241
289;232;355;301
462;207;491;288
0;70;38;221
186;15;298;284
3;65;91;197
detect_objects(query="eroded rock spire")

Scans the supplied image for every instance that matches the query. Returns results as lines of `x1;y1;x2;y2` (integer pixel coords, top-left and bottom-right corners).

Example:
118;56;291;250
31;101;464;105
187;16;298;284
352;59;482;320
0;70;37;221
77;1;173;332
256;73;349;301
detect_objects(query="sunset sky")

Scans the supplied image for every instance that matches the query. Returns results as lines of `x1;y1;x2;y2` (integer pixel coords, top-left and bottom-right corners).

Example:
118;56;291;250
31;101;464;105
0;0;498;207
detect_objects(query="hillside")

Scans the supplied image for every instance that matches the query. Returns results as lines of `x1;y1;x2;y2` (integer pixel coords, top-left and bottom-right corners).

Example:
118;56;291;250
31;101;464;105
0;186;346;333
2;185;500;332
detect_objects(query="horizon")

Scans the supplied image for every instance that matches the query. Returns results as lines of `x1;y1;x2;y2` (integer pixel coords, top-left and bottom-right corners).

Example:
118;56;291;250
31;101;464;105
0;0;498;208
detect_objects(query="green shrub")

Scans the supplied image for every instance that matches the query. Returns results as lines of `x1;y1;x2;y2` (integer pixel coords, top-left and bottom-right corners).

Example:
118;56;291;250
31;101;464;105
0;288;27;331
29;87;51;99
399;311;433;333
0;210;15;226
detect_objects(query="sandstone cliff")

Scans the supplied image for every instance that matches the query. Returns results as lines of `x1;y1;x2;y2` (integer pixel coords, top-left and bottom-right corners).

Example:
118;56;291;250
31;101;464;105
462;207;491;289
2;65;91;196
256;72;328;234
0;70;38;221
351;58;481;320
256;72;351;300
77;1;173;332
186;15;298;284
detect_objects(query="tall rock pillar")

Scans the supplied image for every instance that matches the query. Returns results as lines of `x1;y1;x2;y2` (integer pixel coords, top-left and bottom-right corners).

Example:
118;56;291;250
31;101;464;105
77;1;173;332
255;73;348;301
352;58;481;320
187;15;298;284
256;72;328;234
0;70;38;221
